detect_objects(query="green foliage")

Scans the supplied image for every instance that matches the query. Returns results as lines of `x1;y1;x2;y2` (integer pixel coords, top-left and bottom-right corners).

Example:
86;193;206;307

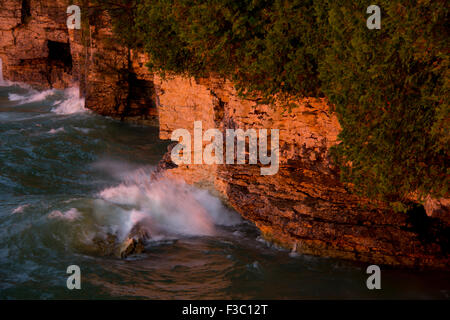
319;0;449;203
133;0;323;99
91;0;143;48
102;0;449;206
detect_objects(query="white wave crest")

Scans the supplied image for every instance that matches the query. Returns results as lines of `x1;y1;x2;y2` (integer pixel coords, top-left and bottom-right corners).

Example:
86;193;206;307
47;127;65;134
51;87;86;114
48;208;82;221
8;89;56;104
12;204;30;214
96;166;241;239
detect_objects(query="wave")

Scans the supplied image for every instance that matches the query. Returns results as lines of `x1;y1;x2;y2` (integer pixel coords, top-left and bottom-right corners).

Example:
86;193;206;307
48;208;82;221
4;84;87;115
51;87;87;115
78;166;239;241
12;204;30;214
44;163;242;257
8;89;56;104
47;127;65;134
97;167;242;239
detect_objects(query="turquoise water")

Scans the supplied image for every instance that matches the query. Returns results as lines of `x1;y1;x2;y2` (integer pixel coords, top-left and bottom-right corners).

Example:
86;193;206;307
0;83;449;299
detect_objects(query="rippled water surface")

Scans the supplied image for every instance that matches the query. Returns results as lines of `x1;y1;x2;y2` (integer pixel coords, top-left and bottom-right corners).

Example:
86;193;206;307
0;83;449;299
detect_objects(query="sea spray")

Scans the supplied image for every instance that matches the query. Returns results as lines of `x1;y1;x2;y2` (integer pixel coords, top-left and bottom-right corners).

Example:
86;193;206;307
47;165;241;255
51;87;86;114
97;167;241;238
47;127;65;134
9;89;56;104
48;208;82;221
5;85;86;114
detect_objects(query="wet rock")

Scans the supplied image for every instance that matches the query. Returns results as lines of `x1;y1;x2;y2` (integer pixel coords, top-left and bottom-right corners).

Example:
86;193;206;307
117;223;151;259
92;233;119;257
90;224;151;259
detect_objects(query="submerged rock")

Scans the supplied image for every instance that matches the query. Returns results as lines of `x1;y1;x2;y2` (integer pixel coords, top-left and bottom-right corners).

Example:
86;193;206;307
90;223;151;259
118;223;151;259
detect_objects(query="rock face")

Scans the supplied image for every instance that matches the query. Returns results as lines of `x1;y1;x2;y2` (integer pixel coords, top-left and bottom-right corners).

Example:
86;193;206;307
0;1;448;268
155;76;449;269
0;0;73;88
0;0;158;124
69;10;158;124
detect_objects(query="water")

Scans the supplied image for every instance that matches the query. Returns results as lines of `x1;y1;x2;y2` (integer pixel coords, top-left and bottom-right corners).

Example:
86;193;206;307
0;83;449;300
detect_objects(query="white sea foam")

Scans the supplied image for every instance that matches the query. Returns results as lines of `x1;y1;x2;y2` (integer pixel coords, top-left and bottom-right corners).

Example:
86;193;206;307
48;127;65;134
12;204;30;214
51;87;86;114
5;85;86;114
48;208;82;221
8;89;56;104
73;127;91;134
96;166;241;239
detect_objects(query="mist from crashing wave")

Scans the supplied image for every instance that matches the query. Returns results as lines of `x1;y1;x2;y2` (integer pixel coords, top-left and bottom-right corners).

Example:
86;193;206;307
88;164;241;242
51;87;86;114
5;85;86;114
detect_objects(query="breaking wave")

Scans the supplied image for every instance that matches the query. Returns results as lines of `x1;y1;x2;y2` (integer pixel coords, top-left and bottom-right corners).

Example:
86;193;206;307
47;127;65;134
96;167;242;240
51;87;86;114
9;89;56;104
5;85;86;115
47;164;242;254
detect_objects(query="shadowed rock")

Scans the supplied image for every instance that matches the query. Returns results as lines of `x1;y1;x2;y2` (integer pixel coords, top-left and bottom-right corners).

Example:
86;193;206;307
91;223;151;259
118;223;151;259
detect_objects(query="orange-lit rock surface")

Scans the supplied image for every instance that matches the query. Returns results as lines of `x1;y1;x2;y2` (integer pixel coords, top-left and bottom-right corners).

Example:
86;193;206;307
154;75;449;269
0;0;73;88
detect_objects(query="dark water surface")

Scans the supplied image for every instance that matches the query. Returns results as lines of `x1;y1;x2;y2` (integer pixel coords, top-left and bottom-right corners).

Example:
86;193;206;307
0;83;449;299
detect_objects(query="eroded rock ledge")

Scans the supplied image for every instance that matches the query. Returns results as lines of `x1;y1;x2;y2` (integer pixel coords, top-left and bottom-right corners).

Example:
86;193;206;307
0;0;448;268
154;77;449;269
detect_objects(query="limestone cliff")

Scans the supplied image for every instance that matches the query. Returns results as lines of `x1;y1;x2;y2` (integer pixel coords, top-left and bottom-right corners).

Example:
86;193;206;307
0;0;73;88
0;1;448;269
154;75;449;269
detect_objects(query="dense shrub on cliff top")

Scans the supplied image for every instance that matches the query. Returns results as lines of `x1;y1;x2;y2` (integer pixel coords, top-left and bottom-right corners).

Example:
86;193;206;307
133;0;322;98
102;0;449;208
318;0;449;206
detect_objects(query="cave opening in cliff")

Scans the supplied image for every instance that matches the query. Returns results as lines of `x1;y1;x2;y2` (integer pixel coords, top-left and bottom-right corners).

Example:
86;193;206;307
47;40;73;73
125;72;158;121
20;0;31;24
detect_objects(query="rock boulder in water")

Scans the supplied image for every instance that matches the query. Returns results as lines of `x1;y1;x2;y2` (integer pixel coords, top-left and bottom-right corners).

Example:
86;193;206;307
91;223;151;259
118;223;151;259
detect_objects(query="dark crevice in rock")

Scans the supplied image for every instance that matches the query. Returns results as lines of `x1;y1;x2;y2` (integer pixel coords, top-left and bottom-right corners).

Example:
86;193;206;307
405;204;450;256
118;50;157;122
20;0;31;24
47;40;73;72
210;90;226;127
